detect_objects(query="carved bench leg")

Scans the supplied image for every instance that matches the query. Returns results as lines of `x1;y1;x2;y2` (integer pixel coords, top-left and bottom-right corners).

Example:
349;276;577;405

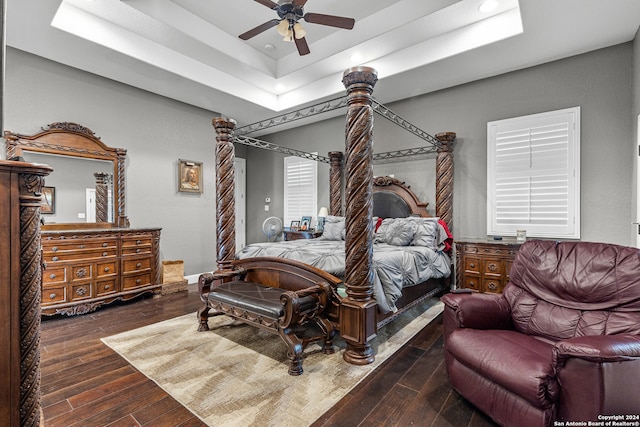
315;317;336;355
197;304;211;332
279;327;304;376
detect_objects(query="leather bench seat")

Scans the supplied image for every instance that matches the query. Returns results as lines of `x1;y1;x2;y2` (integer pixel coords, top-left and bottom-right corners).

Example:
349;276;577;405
209;281;317;319
447;329;557;408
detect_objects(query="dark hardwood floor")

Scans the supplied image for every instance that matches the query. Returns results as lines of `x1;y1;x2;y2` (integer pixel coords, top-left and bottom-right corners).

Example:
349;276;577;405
40;287;498;427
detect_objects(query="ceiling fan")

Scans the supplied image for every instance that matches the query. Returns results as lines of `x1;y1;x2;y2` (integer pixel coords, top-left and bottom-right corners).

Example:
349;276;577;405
239;0;355;56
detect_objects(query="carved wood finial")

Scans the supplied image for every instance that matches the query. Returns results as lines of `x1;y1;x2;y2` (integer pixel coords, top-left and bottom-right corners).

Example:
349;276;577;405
212;117;237;272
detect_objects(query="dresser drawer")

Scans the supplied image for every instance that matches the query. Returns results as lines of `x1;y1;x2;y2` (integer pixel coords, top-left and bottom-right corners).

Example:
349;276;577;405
462;275;481;292
482;258;505;276
464;257;481;274
96;279;117;296
43;238;116;253
122;246;152;256
69;283;94;301
42;287;67;304
97;260;118;277
42;266;68;285
482;277;504;293
122;257;151;273
44;248;117;263
70;263;93;282
122;272;152;290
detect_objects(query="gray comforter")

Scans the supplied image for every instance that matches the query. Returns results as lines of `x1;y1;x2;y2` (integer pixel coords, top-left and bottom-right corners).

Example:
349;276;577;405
236;238;451;313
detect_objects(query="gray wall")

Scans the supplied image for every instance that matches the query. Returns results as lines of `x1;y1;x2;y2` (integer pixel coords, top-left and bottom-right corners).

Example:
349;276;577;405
4;47;221;276
247;42;637;246
634;29;640;239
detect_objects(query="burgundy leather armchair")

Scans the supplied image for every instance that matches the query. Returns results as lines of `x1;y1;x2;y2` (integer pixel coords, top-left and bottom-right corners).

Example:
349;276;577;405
442;240;640;426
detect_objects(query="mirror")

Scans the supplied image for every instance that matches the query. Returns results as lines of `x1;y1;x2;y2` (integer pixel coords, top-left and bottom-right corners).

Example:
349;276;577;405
4;122;129;229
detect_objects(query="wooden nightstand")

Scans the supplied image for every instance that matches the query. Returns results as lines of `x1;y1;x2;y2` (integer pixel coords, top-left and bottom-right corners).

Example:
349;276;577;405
283;229;322;241
455;239;523;293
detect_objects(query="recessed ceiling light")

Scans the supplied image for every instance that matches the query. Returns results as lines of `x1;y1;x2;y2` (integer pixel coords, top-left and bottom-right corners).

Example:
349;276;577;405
478;0;498;13
275;84;285;92
264;43;275;51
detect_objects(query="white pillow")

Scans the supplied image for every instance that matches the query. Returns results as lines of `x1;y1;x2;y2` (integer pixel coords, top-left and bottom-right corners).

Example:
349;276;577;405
322;216;345;240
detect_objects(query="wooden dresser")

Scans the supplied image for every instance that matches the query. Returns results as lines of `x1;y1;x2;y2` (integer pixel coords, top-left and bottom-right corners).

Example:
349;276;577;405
41;227;161;316
283;229;322;241
455;239;522;293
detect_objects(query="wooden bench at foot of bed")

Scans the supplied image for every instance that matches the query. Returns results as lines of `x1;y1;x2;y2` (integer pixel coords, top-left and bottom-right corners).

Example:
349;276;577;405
197;257;344;375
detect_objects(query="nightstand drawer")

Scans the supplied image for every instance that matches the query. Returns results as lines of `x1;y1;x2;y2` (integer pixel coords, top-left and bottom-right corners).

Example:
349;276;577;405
456;240;522;293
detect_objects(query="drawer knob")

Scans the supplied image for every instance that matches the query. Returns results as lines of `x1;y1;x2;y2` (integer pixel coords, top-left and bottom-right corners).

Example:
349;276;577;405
79;244;85;249
76;268;88;278
136;240;142;245
488;282;498;291
103;252;108;257
136;263;142;268
104;285;110;290
488;263;498;272
136;279;142;284
52;256;59;262
52;246;58;252
76;286;88;296
469;262;475;268
104;267;110;272
49;274;56;279
136;248;141;253
49;293;57;299
102;243;108;247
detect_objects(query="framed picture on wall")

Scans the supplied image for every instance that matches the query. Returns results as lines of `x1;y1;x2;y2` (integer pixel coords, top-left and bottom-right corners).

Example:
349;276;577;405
41;186;55;214
300;216;312;231
178;159;203;193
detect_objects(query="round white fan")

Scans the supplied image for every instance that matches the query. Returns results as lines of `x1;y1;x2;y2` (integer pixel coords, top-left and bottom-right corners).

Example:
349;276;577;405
262;216;283;242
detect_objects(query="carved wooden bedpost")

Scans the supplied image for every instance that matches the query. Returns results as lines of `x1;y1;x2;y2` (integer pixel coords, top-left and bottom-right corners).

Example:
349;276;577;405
94;172;110;223
116;148;129;227
0;161;51;427
341;66;378;365
212;117;237;272
435;132;456;231
328;151;343;216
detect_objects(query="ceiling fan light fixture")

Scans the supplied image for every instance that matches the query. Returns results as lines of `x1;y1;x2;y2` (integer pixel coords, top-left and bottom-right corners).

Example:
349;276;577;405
293;22;306;39
283;30;294;42
276;19;290;36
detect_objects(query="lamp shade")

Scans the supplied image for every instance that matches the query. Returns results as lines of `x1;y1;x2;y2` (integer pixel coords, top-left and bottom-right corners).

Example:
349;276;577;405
318;207;329;218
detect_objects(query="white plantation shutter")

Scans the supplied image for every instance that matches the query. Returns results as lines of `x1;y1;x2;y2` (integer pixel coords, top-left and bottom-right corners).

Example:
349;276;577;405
487;107;580;239
284;156;317;227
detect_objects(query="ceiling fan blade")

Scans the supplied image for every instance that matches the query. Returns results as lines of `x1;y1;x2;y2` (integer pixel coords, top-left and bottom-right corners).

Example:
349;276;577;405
239;19;280;40
292;0;309;6
303;13;355;30
294;35;310;56
254;0;278;9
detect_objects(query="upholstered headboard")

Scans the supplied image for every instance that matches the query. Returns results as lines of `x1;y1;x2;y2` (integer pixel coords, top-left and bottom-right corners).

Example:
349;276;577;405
372;176;429;218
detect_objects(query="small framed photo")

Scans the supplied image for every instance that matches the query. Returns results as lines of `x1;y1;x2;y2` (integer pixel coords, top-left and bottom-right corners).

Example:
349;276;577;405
290;220;300;231
300;216;312;231
41;186;55;214
178;159;203;193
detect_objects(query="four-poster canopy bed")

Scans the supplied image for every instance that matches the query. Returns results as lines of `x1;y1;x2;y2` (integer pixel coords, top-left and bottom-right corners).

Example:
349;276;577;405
198;66;456;371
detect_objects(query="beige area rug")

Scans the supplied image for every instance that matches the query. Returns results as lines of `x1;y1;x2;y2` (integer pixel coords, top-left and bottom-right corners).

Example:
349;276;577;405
102;298;444;427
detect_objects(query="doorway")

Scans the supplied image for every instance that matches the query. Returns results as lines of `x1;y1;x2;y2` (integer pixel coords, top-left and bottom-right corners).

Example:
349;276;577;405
235;158;246;251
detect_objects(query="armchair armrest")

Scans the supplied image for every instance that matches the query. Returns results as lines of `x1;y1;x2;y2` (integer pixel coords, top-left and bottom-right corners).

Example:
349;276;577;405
442;292;512;332
553;334;640;366
553;334;640;421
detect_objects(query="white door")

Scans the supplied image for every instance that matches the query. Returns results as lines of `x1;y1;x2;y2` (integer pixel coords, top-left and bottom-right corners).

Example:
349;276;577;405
85;188;95;222
234;158;247;252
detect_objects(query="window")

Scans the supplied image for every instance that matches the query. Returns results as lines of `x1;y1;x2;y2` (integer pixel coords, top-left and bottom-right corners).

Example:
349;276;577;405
487;107;580;239
284;156;317;227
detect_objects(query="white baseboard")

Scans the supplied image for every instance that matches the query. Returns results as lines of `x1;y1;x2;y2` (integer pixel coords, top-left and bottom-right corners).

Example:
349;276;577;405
185;274;201;285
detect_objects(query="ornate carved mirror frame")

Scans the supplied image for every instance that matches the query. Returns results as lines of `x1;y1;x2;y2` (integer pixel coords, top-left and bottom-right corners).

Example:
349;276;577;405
4;122;129;229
